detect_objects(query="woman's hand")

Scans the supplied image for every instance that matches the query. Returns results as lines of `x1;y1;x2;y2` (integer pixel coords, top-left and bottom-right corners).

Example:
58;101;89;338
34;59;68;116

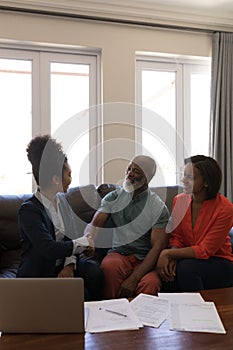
157;249;176;282
167;259;177;281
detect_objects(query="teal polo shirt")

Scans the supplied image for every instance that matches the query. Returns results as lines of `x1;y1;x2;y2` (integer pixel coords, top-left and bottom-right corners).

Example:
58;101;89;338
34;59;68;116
98;188;169;260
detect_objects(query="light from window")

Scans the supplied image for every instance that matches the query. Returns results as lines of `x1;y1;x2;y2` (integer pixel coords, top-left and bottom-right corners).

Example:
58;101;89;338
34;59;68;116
0;58;32;194
50;62;90;186
141;69;176;186
190;72;211;156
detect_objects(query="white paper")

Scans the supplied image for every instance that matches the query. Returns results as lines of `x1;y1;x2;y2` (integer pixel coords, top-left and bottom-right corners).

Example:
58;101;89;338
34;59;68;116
85;298;143;333
169;301;226;334
84;307;89;328
130;293;168;328
158;292;204;303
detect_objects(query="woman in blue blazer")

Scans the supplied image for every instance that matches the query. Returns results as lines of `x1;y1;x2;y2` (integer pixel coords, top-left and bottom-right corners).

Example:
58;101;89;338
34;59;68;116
17;135;104;301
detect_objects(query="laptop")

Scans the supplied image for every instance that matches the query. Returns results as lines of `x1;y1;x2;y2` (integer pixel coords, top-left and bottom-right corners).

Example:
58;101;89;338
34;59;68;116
0;278;85;334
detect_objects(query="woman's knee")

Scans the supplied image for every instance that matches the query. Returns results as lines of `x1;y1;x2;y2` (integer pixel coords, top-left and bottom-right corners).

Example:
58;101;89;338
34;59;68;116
176;259;197;276
176;259;203;291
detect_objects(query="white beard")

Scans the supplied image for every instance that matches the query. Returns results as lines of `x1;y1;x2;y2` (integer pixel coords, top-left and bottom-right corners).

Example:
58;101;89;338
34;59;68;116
122;179;134;193
122;178;145;193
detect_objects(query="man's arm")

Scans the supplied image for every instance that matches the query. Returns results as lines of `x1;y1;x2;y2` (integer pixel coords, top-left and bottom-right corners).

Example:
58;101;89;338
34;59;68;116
117;228;168;297
84;211;109;240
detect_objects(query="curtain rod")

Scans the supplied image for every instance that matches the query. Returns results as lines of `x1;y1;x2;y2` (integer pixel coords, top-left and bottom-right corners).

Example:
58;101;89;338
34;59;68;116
0;5;214;34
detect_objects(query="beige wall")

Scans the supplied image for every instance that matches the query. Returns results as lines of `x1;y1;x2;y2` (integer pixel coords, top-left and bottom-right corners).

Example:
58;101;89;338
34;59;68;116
0;11;212;183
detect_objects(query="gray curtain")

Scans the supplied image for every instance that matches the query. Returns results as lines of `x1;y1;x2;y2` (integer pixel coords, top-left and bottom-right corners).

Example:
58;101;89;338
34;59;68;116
210;32;233;202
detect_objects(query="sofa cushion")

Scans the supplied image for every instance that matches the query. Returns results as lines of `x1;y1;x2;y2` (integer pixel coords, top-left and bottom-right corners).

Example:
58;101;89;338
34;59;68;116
151;186;183;213
97;184;119;198
65;185;101;233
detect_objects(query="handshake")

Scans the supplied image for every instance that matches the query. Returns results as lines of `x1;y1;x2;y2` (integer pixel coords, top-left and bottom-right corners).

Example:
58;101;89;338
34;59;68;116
73;234;95;256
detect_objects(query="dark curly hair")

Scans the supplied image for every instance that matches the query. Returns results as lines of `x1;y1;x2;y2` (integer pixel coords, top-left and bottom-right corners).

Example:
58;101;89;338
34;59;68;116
184;155;222;199
27;134;68;189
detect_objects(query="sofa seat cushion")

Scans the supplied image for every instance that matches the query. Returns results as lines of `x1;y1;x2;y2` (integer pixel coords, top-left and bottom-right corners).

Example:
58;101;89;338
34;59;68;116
65;185;101;233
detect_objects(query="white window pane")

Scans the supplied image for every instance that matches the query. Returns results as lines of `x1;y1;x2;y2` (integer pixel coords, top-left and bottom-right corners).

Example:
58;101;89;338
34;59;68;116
141;70;176;186
68;131;89;185
0;58;32;194
190;73;211;156
142;131;176;186
50;62;90;185
142;70;176;128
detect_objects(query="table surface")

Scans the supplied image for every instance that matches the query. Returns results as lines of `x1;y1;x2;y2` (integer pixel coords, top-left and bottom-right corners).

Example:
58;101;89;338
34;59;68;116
1;287;233;350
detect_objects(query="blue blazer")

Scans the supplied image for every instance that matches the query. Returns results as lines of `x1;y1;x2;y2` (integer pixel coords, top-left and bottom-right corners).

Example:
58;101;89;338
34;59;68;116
17;195;74;277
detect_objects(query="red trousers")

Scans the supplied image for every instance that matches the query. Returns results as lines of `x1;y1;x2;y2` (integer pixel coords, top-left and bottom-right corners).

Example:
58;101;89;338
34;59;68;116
100;252;161;299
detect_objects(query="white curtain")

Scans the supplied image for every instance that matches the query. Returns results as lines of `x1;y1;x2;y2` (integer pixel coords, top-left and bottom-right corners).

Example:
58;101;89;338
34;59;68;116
210;32;233;202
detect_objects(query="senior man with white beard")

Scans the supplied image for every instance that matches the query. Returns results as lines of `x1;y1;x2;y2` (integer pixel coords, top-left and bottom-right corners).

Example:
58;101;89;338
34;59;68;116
84;155;169;299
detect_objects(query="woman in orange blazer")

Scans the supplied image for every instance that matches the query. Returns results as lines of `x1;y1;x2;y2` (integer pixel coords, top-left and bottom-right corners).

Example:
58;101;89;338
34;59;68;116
157;155;233;291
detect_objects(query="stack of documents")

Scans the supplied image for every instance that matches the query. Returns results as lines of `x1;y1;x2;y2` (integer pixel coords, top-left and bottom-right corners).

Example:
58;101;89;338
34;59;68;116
85;292;226;334
133;292;226;334
158;292;225;334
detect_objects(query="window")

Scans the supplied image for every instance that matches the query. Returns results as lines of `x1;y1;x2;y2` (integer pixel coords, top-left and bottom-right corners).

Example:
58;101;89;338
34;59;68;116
136;55;211;186
0;48;100;194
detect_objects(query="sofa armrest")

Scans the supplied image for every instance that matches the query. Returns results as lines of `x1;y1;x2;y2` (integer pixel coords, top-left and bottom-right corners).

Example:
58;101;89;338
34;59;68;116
229;227;233;253
0;194;31;251
0;249;20;278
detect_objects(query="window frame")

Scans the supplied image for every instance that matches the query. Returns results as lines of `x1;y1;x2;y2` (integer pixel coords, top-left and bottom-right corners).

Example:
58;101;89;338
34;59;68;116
0;44;102;191
136;54;211;185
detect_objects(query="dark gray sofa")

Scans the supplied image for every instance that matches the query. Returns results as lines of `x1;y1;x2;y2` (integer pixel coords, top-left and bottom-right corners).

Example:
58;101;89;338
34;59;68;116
0;184;232;278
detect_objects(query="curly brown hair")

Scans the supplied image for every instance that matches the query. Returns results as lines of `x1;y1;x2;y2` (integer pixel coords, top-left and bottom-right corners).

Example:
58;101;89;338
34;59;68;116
27;134;68;189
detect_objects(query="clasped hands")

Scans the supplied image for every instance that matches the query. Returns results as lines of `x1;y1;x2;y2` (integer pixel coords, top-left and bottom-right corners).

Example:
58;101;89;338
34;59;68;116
157;249;177;282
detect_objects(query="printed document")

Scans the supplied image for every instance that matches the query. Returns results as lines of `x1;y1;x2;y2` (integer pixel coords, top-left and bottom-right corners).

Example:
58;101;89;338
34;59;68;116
158;292;204;303
169;301;226;334
85;298;143;333
130;293;168;328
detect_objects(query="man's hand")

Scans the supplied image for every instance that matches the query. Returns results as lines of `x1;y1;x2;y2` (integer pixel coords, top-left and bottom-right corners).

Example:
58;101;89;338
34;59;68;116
116;275;139;298
57;264;74;278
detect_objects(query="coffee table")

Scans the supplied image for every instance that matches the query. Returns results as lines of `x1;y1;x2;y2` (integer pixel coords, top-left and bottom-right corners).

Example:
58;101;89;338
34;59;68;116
1;287;233;350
